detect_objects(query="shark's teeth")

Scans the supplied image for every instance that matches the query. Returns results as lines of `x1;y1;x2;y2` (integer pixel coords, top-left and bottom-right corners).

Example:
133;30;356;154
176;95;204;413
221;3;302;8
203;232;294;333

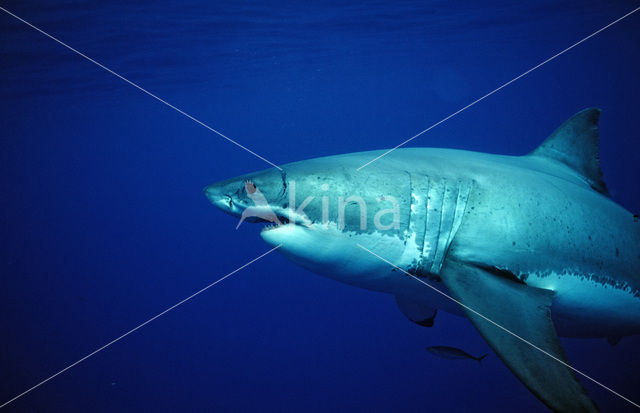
260;219;297;232
261;223;279;232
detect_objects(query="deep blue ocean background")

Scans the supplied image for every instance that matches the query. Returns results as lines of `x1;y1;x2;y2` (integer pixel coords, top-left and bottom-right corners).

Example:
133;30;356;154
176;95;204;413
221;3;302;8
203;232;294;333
1;1;639;412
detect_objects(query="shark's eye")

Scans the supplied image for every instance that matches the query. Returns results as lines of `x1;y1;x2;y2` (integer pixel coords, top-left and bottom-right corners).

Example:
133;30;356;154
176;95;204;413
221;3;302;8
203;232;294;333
228;198;233;208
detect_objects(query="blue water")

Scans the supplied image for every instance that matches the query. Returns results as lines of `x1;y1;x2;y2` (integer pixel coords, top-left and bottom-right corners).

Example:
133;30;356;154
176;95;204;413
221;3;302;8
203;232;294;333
1;1;639;411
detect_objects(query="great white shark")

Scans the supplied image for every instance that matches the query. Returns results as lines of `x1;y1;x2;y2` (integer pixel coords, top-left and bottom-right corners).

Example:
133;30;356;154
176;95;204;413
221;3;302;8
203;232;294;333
204;109;639;412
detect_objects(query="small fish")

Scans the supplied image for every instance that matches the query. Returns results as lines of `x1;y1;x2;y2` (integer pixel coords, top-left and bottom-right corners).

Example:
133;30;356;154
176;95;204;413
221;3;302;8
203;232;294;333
426;346;487;362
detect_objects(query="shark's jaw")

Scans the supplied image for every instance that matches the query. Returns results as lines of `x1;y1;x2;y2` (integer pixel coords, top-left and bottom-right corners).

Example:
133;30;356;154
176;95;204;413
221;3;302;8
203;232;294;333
203;194;391;289
259;221;405;289
205;180;409;290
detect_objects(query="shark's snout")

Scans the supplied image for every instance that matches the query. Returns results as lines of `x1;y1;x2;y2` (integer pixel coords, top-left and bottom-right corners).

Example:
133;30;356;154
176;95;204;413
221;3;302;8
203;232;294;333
203;184;218;203
205;171;306;235
203;183;242;217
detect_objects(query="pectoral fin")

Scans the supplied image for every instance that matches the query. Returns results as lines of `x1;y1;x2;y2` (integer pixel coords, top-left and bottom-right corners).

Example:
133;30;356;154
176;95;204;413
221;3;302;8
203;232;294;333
440;260;598;412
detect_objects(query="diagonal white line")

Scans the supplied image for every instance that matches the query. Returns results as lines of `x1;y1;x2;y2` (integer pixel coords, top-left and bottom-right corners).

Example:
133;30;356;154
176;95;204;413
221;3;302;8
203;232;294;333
0;245;281;410
356;243;640;409
357;5;640;170
0;6;282;171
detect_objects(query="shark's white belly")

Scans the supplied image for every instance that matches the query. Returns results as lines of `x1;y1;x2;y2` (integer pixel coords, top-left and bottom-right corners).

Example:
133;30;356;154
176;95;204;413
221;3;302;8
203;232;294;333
261;223;464;315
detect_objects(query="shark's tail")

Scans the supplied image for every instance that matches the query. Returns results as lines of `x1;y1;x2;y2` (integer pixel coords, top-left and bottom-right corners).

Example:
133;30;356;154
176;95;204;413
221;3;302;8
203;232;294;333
476;354;488;363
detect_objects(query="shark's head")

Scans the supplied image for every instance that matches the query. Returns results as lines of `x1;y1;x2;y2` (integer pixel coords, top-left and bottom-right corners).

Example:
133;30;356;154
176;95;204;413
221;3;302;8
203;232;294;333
204;168;290;224
204;154;415;289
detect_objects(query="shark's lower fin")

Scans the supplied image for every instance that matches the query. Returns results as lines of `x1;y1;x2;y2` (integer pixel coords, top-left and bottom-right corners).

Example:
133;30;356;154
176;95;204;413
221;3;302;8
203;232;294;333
440;260;598;412
394;294;437;327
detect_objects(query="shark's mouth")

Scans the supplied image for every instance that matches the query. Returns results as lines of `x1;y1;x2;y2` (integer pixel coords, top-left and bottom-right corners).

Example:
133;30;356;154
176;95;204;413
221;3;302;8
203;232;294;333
255;208;315;233
261;222;285;232
258;213;291;232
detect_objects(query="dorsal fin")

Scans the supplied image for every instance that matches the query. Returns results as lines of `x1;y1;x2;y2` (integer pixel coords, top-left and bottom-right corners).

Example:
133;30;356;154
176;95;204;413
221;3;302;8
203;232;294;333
529;108;609;196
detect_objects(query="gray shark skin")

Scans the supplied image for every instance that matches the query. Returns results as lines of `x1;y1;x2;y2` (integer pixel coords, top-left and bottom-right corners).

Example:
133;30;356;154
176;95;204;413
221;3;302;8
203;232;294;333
205;109;639;412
